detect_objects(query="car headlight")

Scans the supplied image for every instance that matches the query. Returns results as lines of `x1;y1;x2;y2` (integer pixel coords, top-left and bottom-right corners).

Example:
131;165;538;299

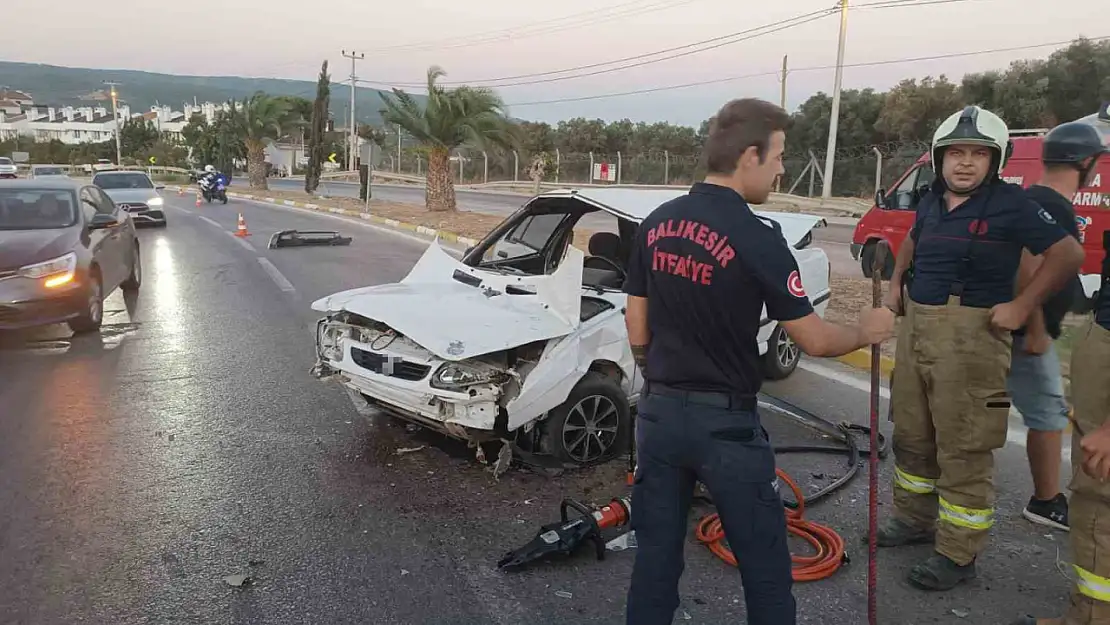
20;252;77;287
431;362;491;390
147;197;164;206
316;321;345;362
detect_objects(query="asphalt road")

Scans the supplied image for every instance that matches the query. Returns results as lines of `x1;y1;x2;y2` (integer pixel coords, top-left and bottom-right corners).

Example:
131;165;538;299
0;192;1073;625
274;178;865;278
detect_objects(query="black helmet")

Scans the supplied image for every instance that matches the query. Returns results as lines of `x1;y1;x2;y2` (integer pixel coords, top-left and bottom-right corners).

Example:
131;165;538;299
1042;121;1107;164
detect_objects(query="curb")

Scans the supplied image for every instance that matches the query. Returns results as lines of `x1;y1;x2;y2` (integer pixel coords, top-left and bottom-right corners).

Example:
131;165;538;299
170;186;481;249
172;184;893;376
835;348;895;377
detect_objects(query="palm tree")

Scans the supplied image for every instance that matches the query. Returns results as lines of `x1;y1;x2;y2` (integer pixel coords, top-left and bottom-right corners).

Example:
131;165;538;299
236;92;293;190
379;66;519;211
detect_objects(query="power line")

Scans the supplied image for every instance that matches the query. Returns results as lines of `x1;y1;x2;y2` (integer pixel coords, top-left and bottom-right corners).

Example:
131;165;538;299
363;0;703;54
364;7;836;88
502;35;1108;106
363;0;988;89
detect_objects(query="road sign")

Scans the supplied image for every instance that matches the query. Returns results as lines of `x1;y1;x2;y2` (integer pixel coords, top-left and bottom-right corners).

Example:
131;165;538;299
328;152;337;164
149;156;157;165
10;151;29;163
592;162;616;182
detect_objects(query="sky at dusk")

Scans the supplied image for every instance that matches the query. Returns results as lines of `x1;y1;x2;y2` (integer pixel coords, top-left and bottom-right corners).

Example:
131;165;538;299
1;0;1105;127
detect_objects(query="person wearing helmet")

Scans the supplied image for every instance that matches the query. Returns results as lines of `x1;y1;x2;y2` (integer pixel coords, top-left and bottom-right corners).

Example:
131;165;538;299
1011;121;1107;534
1011;122;1109;625
878;106;1085;591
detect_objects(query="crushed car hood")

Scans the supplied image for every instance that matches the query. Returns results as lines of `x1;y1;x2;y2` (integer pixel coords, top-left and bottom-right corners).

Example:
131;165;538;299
312;241;584;361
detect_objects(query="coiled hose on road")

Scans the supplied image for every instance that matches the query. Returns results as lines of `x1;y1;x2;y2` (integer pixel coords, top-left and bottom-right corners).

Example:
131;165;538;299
690;394;889;582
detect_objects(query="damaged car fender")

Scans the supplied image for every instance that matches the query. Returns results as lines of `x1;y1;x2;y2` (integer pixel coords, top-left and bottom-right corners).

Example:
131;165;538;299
505;304;637;431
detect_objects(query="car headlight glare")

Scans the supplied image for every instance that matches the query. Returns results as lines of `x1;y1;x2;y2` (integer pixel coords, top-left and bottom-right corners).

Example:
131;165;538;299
432;363;488;390
20;252;77;283
147;197;164;206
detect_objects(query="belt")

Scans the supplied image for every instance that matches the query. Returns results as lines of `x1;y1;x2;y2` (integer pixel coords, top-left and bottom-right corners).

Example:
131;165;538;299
644;381;757;411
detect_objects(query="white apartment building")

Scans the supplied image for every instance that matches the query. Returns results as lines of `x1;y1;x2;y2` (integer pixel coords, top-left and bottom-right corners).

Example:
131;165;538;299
0;90;232;145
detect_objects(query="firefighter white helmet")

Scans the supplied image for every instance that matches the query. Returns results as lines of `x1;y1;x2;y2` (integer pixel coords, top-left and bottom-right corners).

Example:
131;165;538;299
931;106;1012;177
204;164;215;173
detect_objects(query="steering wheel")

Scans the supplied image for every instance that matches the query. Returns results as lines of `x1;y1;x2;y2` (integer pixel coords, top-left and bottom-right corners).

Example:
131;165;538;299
585;256;626;280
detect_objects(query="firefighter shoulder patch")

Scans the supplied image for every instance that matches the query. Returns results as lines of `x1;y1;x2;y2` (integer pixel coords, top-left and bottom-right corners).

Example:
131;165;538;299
1038;207;1056;224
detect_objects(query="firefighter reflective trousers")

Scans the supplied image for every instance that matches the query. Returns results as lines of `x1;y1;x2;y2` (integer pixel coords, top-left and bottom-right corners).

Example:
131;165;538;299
890;296;1013;565
1064;320;1110;625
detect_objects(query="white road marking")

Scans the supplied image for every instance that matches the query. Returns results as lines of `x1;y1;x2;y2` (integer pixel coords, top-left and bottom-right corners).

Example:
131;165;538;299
257;257;296;294
799;359;890;398
174;206;195;215
226;230;255;251
235;196;463;256
199;216;221;228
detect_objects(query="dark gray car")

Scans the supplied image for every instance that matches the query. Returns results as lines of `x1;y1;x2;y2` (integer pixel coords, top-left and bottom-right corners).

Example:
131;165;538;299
0;179;142;333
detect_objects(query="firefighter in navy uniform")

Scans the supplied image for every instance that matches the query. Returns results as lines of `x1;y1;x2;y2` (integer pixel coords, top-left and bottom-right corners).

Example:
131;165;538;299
1011;119;1110;625
621;98;895;625
879;106;1086;591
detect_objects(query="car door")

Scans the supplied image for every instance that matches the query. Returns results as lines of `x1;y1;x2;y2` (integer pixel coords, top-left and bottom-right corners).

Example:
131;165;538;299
83;186;126;290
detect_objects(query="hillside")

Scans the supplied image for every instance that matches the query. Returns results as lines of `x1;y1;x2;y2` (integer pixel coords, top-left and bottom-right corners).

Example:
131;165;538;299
0;61;414;125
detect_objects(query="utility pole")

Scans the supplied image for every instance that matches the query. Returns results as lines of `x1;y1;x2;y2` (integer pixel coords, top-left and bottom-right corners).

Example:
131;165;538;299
104;81;123;165
821;0;849;199
779;54;788;110
341;49;364;172
775;55;789;193
396;124;402;173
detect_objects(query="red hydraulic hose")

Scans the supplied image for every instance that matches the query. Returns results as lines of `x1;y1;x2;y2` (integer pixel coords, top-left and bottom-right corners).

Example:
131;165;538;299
695;468;846;582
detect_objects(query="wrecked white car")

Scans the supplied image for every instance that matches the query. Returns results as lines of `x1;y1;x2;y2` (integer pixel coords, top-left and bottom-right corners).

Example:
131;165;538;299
311;187;831;469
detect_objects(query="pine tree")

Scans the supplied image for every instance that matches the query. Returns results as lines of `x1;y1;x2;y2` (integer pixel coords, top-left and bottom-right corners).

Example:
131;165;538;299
305;60;330;193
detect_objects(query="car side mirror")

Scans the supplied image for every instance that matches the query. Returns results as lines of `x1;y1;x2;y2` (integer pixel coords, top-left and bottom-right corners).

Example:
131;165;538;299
89;213;119;229
155;185;165;191
464;246;474;256
875;189;887;209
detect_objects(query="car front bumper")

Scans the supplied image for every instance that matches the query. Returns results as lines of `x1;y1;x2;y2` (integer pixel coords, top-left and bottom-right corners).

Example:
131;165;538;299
0;172;18;179
0;276;86;330
313;330;506;438
118;203;166;224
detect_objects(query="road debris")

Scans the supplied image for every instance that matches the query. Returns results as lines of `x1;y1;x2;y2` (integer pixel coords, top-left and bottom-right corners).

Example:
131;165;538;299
267;229;352;249
223;574;251;587
555;591;573;599
396;446;426;455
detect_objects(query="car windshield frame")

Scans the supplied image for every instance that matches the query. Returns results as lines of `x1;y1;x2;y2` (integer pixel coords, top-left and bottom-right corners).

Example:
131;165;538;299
0;188;80;231
93;172;155;190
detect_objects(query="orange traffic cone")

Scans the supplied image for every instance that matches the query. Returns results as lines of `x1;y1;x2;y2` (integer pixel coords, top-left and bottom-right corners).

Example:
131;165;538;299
195;191;202;207
177;186;184;196
234;213;251;237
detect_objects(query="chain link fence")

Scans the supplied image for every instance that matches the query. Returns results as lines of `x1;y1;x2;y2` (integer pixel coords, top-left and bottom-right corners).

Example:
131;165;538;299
374;140;932;199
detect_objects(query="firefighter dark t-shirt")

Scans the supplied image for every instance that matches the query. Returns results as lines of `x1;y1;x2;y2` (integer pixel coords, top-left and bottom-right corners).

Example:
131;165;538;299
622;182;814;396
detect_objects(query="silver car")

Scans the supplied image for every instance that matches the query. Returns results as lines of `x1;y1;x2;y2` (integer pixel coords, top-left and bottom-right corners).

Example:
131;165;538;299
30;165;69;180
91;170;167;227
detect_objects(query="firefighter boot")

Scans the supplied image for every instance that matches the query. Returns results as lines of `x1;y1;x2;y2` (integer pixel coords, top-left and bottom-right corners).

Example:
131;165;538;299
907;553;977;591
874;517;935;548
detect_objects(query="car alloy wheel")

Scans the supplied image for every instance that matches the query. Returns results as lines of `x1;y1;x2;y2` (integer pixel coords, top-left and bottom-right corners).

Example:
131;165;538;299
777;331;799;369
88;279;102;323
561;394;621;464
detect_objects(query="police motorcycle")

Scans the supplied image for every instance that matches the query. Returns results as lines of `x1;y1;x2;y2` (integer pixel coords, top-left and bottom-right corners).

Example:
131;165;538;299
198;169;230;204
